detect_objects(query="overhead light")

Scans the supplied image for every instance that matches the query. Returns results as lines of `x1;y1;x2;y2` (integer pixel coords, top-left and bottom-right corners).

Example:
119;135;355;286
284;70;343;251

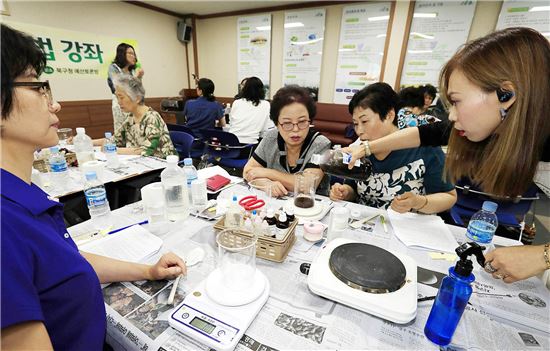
410;32;435;39
376;34;387;38
291;38;324;45
368;15;390;22
413;12;437;18
256;26;271;31
529;6;550;12
284;22;304;28
408;50;433;54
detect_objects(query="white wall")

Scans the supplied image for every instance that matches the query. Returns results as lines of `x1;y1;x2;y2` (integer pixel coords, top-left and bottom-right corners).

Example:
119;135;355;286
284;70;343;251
3;1;189;101
194;0;504;103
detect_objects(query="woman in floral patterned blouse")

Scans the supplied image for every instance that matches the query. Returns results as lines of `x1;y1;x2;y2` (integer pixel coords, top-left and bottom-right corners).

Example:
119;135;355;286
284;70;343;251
95;74;176;159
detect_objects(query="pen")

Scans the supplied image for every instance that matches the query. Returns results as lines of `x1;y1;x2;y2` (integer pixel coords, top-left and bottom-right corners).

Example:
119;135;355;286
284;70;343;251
380;215;388;233
108;220;149;235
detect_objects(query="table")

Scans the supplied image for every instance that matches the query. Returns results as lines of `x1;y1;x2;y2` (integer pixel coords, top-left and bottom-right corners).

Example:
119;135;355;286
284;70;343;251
68;184;550;351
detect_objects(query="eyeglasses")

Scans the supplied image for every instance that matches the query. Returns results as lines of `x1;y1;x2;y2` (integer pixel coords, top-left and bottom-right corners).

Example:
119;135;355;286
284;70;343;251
12;80;53;106
279;120;310;131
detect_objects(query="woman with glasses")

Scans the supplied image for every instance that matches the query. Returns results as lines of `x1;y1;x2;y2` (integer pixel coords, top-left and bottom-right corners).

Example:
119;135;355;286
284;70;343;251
108;43;144;134
244;85;331;197
330;82;457;214
1;24;186;350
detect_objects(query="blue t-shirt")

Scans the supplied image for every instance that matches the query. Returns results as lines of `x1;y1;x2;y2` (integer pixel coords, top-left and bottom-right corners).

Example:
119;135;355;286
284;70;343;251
1;169;106;350
345;147;454;209
183;96;224;131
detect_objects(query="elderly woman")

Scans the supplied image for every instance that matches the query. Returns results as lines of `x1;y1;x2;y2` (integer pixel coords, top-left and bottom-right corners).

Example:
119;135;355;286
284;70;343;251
1;24;186;350
243;85;331;197
95;74;176;159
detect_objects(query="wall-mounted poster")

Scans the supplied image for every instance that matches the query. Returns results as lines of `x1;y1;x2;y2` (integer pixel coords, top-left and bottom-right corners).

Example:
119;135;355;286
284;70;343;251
237;14;272;96
282;8;326;100
3;21;138;80
496;0;550;38
333;2;393;104
398;0;477;88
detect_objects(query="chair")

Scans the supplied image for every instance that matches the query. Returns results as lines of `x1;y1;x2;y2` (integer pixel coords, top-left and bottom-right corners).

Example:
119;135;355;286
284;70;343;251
198;129;255;170
450;179;539;238
169;131;194;160
167;124;204;159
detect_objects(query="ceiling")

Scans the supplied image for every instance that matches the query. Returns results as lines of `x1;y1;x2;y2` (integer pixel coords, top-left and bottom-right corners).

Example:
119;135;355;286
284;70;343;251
139;0;321;16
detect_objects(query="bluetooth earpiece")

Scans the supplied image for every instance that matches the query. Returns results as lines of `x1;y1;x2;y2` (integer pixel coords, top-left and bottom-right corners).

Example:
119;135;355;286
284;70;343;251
496;88;514;102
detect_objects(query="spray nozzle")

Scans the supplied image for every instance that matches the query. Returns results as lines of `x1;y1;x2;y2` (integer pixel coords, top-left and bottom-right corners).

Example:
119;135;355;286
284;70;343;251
454;242;486;277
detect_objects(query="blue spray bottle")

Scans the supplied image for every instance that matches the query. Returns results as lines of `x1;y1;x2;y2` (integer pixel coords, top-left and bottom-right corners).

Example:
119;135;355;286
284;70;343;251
424;242;486;346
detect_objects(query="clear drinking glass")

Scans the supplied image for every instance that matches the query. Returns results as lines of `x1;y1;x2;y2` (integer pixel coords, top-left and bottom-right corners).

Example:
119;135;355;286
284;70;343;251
248;178;273;211
57;128;73;147
294;171;319;209
216;229;257;291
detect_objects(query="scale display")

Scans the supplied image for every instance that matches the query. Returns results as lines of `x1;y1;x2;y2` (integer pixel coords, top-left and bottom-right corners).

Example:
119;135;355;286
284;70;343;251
190;317;216;334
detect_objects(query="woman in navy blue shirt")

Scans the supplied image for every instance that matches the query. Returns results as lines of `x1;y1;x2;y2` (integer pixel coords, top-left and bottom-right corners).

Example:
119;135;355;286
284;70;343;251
183;78;225;131
1;24;186;350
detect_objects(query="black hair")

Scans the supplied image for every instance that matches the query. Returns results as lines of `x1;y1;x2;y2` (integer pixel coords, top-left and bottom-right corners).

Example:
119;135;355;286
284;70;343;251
348;82;399;126
1;24;47;118
113;43;137;71
241;76;265;106
270;85;316;125
398;86;424;109
197;78;216;102
422;84;437;100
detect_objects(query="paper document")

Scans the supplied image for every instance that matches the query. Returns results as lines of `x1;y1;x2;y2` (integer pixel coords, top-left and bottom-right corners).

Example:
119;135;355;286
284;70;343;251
80;225;163;262
387;209;458;253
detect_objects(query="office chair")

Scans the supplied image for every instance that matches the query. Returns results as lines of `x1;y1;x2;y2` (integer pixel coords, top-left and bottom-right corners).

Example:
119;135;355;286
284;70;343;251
198;129;256;173
169;131;194;160
167;124;204;159
450;179;539;239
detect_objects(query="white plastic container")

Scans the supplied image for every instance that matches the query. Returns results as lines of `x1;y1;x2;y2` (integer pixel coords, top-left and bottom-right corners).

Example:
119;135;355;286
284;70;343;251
161;155;189;221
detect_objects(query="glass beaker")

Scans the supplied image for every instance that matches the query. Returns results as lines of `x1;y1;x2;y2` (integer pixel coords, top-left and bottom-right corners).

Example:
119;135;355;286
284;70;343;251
57;128;73;147
294;171;319;209
248;178;273;211
216;229;257;291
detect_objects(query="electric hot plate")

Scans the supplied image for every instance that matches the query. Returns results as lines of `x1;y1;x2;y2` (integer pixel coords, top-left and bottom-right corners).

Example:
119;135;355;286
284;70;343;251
308;238;417;324
329;243;407;293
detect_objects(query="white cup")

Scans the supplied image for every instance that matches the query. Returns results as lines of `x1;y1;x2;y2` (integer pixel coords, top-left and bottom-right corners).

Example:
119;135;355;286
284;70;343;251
81;160;105;182
191;179;208;207
141;182;165;223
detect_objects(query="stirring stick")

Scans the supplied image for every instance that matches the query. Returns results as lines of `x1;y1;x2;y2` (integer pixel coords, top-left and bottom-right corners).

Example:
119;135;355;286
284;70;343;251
168;275;181;305
380;215;388;233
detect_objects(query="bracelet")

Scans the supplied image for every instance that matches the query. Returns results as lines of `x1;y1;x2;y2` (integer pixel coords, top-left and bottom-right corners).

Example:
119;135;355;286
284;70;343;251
362;140;372;157
544;244;550;270
416;195;429;211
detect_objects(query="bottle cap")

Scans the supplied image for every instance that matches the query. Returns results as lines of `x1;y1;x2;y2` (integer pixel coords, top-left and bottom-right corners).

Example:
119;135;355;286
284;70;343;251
286;207;294;216
76;127;85;134
267;208;274;217
278;212;287;222
232;195;238;202
482;201;498;213
85;171;97;181
49;146;60;153
104;132;112;138
183;158;193;166
166;155;179;164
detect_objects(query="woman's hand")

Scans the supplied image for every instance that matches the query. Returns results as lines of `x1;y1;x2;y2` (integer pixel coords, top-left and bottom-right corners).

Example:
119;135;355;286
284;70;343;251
136;68;145;78
341;145;366;170
270;181;288;197
148;252;187;280
484;245;548;283
330;183;353;201
391;192;424;213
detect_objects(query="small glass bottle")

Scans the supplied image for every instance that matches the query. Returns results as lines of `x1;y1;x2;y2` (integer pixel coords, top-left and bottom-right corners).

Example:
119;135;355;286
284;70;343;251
275;212;289;240
311;149;372;181
265;208;277;226
285;208;295;223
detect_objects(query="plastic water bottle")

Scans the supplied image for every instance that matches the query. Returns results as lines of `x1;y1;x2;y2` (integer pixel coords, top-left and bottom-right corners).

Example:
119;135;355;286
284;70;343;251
466;201;498;244
161;155;189;221
84;171;112;230
182;158;198;203
224;103;231;123
74;127;95;166
48;146;68;190
103;132;119;168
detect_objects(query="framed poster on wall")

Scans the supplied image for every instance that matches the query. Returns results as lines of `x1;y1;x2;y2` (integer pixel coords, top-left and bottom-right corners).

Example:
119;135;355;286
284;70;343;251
333;2;394;104
396;0;477;88
237;14;272;96
496;0;550;37
282;8;326;100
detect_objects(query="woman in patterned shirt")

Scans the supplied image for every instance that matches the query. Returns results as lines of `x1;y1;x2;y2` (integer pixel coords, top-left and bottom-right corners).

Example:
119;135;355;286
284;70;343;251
95;74;176;159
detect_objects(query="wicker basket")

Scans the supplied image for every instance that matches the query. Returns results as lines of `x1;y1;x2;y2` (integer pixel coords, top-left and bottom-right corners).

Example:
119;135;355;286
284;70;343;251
214;215;297;263
33;149;78;173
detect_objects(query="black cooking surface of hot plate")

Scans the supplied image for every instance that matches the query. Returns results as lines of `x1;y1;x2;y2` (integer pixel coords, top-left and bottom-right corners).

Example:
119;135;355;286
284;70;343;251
329;243;406;293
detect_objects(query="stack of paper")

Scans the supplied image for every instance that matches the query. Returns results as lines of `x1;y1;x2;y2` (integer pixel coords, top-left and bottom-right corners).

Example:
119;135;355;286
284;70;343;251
79;225;163;263
386;209;458;253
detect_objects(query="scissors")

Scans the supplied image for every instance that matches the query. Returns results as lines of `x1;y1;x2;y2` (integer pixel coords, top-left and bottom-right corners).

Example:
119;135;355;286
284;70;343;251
238;195;265;211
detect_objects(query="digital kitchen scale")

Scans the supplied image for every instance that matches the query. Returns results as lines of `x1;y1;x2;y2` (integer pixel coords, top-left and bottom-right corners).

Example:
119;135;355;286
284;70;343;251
307;238;417;324
170;268;270;351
